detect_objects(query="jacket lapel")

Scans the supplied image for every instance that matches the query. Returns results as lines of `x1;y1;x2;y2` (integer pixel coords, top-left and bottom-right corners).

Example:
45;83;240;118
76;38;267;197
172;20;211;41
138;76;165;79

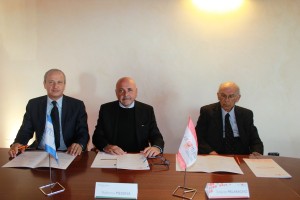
214;103;223;138
40;96;47;125
112;101;120;144
61;96;68;137
36;96;47;146
134;101;142;147
234;106;244;140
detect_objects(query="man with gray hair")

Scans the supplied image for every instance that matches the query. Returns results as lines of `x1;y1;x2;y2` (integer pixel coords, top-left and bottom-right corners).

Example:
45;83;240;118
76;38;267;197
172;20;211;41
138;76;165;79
195;81;263;155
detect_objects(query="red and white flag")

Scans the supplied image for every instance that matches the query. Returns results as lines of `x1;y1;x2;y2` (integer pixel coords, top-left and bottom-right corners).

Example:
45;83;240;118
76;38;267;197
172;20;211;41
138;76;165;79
177;117;198;170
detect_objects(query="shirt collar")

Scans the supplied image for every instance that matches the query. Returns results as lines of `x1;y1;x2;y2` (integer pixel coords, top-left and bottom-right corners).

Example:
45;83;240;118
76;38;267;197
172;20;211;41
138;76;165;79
47;96;63;108
119;101;135;108
221;106;235;117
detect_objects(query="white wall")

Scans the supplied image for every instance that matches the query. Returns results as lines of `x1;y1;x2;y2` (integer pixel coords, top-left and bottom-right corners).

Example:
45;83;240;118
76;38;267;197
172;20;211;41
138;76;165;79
1;0;299;157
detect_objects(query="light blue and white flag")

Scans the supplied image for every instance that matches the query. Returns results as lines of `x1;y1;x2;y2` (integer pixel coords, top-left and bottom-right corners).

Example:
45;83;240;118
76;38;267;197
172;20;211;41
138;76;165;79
45;114;58;161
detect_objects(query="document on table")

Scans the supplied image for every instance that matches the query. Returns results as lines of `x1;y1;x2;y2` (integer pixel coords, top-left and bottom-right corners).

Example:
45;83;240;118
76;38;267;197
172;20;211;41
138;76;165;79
205;182;250;199
243;158;292;178
91;152;150;170
95;182;138;199
91;153;118;168
2;151;76;169
176;155;243;174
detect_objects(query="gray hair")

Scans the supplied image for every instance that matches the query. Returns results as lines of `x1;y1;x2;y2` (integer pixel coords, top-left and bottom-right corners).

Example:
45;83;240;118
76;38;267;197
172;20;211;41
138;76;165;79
43;69;66;84
218;81;240;95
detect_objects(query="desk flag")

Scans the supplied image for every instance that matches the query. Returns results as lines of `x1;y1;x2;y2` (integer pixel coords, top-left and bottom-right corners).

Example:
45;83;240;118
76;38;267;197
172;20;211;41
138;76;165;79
45;114;58;161
177;117;198;170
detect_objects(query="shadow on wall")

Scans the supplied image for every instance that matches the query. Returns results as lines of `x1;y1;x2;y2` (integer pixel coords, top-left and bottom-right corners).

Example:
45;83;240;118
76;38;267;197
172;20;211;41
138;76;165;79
70;73;103;151
151;88;179;153
0;38;6;138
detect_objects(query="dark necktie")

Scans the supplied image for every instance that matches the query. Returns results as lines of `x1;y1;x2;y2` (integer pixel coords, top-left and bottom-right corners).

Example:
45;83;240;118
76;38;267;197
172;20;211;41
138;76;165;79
51;101;60;149
225;113;235;154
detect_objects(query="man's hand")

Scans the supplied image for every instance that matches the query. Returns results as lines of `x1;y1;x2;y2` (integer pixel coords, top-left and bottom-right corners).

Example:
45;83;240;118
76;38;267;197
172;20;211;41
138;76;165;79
142;146;160;158
251;152;262;156
8;143;25;158
104;145;126;155
67;143;83;156
249;151;262;159
209;151;218;155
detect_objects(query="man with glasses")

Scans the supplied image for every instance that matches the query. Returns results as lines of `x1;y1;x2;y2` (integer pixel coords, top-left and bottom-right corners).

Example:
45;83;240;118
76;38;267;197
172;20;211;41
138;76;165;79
195;81;263;155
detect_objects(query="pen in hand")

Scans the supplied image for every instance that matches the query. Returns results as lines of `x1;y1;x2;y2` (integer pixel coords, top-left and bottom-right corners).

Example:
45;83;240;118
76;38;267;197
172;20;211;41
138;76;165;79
18;145;28;151
9;144;28;158
16;145;28;156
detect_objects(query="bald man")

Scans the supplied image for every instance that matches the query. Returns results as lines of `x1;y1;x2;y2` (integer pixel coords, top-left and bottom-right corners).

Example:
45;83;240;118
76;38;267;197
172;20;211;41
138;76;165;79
195;81;263;155
92;77;164;158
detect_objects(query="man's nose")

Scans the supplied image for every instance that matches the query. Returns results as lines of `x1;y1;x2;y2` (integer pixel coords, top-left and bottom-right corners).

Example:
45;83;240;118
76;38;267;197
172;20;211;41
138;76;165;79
52;82;59;88
124;90;129;96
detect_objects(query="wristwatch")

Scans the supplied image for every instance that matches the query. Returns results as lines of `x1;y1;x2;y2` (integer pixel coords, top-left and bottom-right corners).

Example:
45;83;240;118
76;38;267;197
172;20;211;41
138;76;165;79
79;143;84;151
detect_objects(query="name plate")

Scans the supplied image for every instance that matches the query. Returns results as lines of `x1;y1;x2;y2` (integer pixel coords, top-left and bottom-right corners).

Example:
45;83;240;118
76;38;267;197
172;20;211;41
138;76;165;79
95;182;138;199
205;182;249;199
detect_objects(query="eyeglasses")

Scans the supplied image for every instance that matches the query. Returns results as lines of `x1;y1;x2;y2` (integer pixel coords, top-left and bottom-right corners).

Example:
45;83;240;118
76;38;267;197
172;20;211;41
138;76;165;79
148;155;170;171
218;93;238;100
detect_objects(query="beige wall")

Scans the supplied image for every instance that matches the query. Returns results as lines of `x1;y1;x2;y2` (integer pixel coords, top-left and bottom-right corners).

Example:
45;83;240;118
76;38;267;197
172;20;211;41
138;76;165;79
1;0;299;157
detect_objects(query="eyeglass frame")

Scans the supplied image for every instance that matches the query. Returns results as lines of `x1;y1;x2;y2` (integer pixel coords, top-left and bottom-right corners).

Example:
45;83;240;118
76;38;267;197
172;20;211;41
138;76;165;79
218;92;239;100
148;155;170;170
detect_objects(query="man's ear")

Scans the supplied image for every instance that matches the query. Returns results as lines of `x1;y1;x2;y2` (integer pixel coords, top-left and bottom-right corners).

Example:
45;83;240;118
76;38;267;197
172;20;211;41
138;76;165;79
235;95;241;103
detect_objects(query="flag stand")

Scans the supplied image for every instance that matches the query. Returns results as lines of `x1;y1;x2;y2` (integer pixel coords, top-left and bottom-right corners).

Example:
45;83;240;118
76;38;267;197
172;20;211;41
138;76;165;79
39;154;65;196
173;117;198;200
172;168;197;200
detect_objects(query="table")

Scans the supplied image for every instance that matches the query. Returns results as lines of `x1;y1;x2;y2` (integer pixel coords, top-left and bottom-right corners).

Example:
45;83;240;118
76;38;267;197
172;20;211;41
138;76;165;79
0;148;300;200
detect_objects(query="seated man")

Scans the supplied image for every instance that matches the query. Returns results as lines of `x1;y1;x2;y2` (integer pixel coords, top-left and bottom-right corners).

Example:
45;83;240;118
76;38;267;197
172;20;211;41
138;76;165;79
195;81;263;155
8;69;89;157
92;77;164;158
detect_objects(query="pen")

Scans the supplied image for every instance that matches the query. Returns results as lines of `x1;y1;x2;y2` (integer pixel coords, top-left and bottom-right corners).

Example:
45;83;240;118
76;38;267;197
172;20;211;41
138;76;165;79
235;156;241;165
18;145;28;151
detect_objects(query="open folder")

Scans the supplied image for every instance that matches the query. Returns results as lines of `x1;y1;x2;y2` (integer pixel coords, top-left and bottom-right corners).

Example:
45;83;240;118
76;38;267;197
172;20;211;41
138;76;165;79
91;152;150;170
176;155;243;174
243;158;292;178
2;151;76;169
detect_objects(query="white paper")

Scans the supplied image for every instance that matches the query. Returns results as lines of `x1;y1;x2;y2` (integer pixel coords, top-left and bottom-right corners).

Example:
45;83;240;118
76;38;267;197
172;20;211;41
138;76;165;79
243;158;292;178
91;152;118;168
176;155;243;174
95;182;138;199
2;151;76;169
117;154;149;170
205;182;249;199
91;152;150;170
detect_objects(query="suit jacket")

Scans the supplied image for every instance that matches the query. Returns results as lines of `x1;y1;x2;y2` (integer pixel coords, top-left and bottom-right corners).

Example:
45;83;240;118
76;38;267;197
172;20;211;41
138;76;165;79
92;100;164;152
13;95;89;150
195;102;263;154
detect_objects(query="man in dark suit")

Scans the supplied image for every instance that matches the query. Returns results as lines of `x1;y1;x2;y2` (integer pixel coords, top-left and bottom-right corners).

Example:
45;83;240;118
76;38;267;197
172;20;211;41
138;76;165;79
92;77;164;158
195;81;263;155
8;69;89;157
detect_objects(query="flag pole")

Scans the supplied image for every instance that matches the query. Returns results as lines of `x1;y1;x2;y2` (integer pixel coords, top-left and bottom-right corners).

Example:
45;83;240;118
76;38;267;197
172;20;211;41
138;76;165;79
49;154;52;183
183;168;186;189
172;167;197;200
39;114;65;196
39;153;65;196
172;117;197;200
